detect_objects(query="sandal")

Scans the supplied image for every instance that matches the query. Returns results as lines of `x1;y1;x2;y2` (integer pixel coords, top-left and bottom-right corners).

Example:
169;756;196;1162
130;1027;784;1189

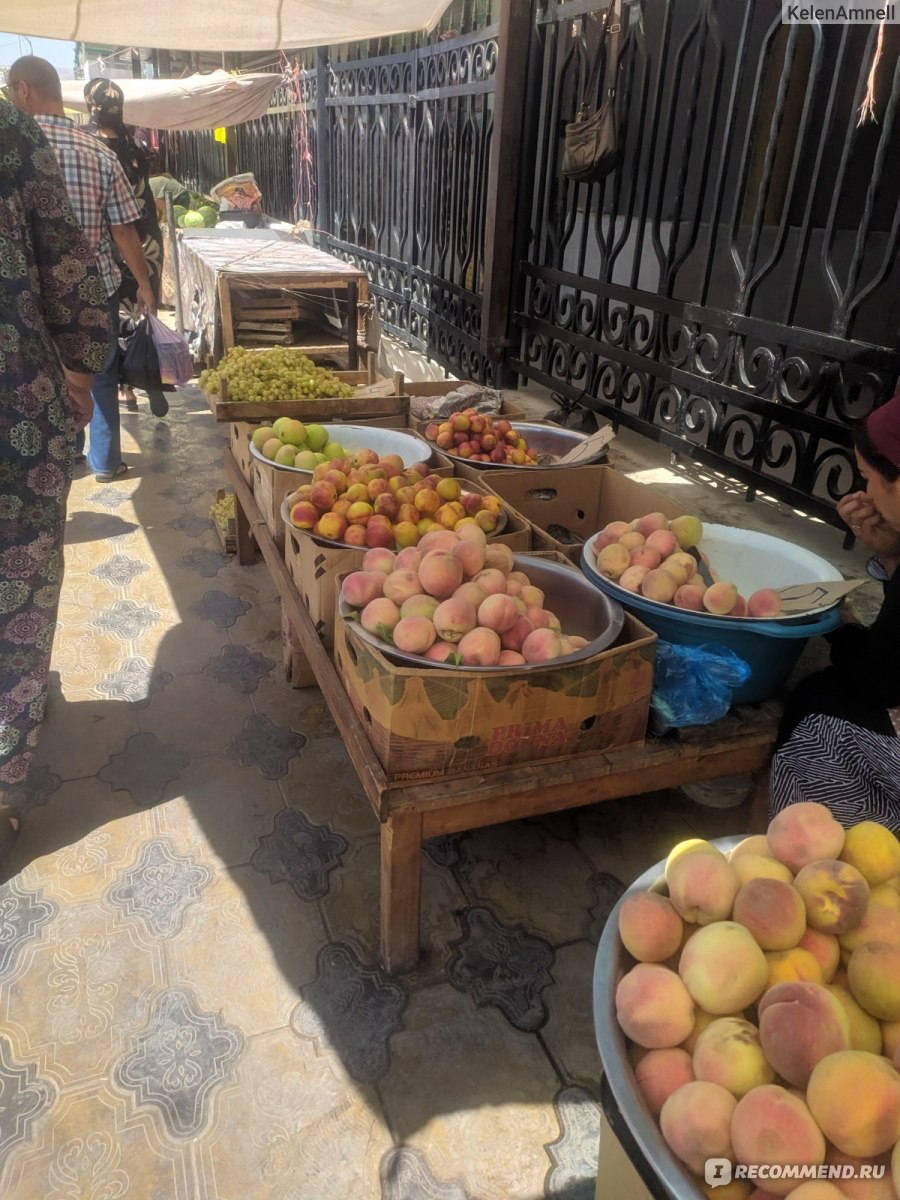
95;463;129;483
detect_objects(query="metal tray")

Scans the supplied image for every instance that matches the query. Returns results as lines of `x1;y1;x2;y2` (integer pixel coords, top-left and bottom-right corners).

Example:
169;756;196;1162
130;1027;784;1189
339;553;625;669
249;424;432;475
281;492;508;548
439;421;603;470
593;836;742;1200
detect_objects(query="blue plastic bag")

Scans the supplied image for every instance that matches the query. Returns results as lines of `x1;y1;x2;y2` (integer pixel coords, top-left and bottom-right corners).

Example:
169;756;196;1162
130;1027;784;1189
650;641;752;729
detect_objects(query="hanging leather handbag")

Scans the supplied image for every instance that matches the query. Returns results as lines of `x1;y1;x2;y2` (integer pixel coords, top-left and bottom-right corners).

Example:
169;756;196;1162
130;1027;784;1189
562;0;623;183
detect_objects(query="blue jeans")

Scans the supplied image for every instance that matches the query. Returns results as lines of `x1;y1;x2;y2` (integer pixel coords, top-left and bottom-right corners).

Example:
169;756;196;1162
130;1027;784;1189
77;297;121;475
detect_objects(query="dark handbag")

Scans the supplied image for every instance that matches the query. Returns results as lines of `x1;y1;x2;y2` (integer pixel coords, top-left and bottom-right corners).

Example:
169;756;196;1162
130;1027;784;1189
562;0;622;183
121;317;164;392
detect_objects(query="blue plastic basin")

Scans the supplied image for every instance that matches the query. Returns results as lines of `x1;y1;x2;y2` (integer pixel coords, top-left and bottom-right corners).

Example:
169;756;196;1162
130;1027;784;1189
580;533;843;704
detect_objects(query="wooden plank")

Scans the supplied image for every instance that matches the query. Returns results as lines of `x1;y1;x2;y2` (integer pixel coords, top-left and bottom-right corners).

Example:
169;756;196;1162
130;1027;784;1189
380;811;424;975
218;274;236;352
224;450;392;819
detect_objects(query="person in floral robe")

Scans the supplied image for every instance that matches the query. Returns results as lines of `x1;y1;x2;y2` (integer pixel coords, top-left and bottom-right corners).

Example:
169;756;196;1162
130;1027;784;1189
0;99;110;855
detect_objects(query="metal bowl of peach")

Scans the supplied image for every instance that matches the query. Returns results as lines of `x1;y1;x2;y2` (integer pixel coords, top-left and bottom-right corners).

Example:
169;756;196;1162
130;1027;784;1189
339;553;625;670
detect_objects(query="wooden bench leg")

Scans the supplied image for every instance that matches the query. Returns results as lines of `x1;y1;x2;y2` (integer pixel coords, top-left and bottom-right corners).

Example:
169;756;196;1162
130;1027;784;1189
380;812;423;975
234;490;256;565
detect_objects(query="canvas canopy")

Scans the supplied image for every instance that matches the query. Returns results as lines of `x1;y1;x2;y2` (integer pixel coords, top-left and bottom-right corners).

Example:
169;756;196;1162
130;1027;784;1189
59;71;282;131
2;0;451;52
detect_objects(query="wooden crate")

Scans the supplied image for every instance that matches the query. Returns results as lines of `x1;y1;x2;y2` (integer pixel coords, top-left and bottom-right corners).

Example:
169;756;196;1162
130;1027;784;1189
230;422;255;485
334;606;656;782
218;270;368;358
212;488;237;554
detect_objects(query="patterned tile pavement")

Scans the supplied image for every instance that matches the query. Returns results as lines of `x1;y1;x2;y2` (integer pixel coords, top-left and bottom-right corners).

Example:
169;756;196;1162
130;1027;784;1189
0;382;751;1198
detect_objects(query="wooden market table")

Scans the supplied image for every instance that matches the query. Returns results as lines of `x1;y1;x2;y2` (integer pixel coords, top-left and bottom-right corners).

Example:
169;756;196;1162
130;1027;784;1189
176;232;369;363
224;452;780;974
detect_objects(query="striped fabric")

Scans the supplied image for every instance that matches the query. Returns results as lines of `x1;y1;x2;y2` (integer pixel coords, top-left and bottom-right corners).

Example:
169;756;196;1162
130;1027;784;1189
770;713;900;832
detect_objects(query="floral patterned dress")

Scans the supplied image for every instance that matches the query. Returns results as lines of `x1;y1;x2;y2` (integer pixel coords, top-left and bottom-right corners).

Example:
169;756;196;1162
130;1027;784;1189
0;101;110;787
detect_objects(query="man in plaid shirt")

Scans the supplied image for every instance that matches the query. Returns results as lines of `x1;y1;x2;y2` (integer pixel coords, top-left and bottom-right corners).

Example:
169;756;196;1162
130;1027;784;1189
8;57;157;482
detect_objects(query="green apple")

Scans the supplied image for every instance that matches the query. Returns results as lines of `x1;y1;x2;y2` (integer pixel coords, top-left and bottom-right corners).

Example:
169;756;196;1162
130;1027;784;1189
304;424;328;452
314;452;328;464
272;417;293;439
261;437;283;461
323;441;346;461
294;449;318;470
280;419;307;447
251;425;276;450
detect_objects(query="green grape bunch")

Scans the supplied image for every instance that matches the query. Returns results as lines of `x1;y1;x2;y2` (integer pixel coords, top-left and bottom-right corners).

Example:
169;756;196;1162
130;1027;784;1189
199;346;356;403
210;493;236;528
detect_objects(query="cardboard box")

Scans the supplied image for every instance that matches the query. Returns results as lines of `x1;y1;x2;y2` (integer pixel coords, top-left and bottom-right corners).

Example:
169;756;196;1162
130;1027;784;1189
231;422;256;485
484;465;685;562
283;479;530;650
333;605;656;782
251;458;295;553
406;391;525;434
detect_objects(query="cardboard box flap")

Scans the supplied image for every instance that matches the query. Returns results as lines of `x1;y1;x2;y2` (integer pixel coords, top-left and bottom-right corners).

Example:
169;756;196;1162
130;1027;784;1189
774;578;867;614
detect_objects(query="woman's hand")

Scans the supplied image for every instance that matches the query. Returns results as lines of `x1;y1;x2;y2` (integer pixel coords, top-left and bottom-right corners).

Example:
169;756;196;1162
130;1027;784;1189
838;491;900;567
63;370;94;433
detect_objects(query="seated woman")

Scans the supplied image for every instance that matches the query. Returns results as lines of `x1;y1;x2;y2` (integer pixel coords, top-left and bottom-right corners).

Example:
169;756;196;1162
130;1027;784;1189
768;391;900;829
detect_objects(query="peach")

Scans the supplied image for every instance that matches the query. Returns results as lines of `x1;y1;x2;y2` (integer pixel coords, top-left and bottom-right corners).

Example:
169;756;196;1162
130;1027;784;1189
393;521;420;549
457;626;501;667
757;981;851;1087
343;525;367;547
794;859;869;935
679;922;769;1013
733;879;806;951
764;948;823;989
630;546;663;570
634;512;670;537
667;838;722;874
477;593;519;634
673;584;707;611
362;547;396;575
519;585;546;608
838;902;900;957
796;929;840;982
500;615;535;653
619;565;650;593
346;500;375;525
616;962;696;1048
807;1050;900;1157
393;546;422;572
669;514;703;548
730;595;748;617
732;854;794;888
289;499;319;530
382;569;423;606
747;588;782;618
663;553;696;584
730;1086;825;1197
601;520;632;538
470;568;507;597
882;1021;900;1059
432;597;477;643
822;1147;894;1200
869;883;900;911
360;597;401;636
703;581;739;614
340;570;385;609
592;530;620;555
730;835;774;860
693;1017;775;1097
784;1184;853;1200
618;891;685;963
681;1007;722;1054
640;568;680;604
767;802;846;872
521;628;563;664
497;650;526;666
391;616;436;655
418;551;464;600
418;529;458;555
400;593;439;621
452;537;486;578
646;529;679;558
847;941;900;1020
596;543;631;580
659;1080;736;1174
840;821;900;886
365;520;396;549
315;512;349;542
424;640;459;663
825;983;883;1054
618;530;646;551
484;543;514;574
635;1047;695;1116
703;1184;752;1200
666;851;740;925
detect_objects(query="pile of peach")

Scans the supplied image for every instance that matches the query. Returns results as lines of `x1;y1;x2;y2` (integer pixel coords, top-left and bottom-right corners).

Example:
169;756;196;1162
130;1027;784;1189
287;454;504;549
422;409;540;465
615;802;900;1199
340;526;588;666
592;512;781;618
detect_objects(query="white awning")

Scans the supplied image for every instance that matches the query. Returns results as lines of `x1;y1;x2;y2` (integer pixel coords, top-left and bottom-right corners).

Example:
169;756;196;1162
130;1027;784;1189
1;0;451;51
59;71;282;131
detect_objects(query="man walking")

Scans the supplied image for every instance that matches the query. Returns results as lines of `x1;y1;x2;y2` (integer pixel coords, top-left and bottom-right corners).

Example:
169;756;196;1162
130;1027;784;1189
7;56;156;482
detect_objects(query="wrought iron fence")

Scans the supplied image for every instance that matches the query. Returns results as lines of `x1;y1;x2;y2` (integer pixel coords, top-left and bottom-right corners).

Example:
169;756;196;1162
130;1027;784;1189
510;0;900;526
159;128;226;197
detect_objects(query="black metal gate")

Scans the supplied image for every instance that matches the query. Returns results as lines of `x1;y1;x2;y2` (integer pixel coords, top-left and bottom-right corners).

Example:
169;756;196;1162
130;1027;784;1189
511;0;900;526
320;30;500;382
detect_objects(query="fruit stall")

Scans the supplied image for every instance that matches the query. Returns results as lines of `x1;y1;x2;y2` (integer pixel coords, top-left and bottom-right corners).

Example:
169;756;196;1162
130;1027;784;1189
209;363;809;974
